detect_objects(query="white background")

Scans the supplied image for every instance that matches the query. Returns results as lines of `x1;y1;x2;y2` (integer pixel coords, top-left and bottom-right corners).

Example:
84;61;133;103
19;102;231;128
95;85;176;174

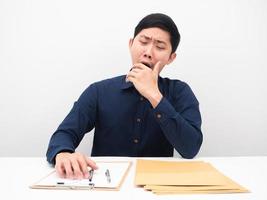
0;0;266;157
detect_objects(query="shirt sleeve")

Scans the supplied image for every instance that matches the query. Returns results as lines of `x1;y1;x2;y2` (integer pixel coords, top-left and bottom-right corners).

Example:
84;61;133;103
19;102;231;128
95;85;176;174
46;83;98;164
153;83;203;159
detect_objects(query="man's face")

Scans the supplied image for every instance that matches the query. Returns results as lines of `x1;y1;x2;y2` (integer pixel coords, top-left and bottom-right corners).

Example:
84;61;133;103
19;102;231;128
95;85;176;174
129;27;176;72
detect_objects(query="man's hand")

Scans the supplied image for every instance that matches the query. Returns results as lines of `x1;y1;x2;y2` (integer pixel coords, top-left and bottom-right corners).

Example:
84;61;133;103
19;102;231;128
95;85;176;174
55;152;98;179
126;61;163;108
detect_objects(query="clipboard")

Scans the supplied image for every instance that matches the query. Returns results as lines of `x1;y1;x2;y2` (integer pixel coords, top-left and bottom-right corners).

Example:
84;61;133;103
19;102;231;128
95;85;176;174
30;161;132;191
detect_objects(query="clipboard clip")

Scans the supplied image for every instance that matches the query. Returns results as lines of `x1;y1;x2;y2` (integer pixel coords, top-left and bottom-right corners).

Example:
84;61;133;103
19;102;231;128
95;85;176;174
66;183;95;190
88;182;95;189
57;182;95;190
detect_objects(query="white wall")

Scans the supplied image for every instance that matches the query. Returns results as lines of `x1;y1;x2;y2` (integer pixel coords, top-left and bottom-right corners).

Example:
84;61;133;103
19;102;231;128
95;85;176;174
0;0;266;157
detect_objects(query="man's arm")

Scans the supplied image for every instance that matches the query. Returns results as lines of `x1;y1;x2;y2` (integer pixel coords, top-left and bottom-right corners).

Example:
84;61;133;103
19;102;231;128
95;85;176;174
152;87;202;158
127;62;202;158
46;83;99;178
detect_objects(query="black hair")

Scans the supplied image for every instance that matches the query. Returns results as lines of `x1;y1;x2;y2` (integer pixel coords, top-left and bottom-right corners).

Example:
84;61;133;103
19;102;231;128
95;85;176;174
134;13;180;53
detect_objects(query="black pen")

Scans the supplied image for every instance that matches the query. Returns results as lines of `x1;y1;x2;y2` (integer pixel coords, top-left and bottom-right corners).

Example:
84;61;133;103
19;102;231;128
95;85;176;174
89;169;94;182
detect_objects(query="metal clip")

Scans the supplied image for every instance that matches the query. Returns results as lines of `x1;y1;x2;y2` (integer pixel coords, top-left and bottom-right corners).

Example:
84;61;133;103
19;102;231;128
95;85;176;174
89;182;95;189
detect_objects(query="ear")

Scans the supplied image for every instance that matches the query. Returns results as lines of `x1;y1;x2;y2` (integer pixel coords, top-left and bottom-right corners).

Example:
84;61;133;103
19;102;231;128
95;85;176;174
167;53;176;65
129;38;133;48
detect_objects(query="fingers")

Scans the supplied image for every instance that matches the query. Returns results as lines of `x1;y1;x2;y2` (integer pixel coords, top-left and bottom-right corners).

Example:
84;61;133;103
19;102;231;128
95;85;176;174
64;159;74;179
127;70;137;78
55;152;72;178
55;161;66;178
131;63;146;70
71;158;83;179
127;63;148;80
85;156;98;170
77;156;90;178
130;62;162;75
127;72;141;85
55;152;98;179
130;68;142;74
126;75;135;84
152;61;162;75
126;63;153;83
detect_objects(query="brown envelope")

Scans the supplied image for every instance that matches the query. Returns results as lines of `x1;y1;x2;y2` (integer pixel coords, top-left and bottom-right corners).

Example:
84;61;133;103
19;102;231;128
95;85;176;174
134;159;249;194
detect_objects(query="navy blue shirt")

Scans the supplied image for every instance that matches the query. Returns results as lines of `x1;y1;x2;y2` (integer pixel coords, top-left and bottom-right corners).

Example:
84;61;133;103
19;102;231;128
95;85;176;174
46;75;202;164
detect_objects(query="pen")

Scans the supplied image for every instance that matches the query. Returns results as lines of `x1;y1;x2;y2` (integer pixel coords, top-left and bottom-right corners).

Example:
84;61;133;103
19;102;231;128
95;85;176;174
89;169;94;182
105;169;111;183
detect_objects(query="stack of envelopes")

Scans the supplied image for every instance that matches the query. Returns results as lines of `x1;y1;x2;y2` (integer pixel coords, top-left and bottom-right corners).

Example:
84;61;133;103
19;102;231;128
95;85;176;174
134;159;249;195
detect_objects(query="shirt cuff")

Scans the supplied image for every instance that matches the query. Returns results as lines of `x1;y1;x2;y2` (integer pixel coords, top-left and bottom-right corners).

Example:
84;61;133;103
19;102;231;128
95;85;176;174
153;97;178;124
47;147;74;165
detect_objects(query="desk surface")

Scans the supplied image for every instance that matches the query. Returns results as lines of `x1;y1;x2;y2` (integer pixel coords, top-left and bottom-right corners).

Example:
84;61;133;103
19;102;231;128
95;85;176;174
0;156;266;200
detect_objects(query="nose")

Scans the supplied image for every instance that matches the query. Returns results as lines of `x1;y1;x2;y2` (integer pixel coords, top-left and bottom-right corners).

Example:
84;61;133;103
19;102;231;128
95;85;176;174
144;45;153;60
144;53;152;59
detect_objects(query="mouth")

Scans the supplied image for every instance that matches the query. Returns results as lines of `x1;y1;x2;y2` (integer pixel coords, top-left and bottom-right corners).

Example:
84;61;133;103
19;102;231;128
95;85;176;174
141;62;152;68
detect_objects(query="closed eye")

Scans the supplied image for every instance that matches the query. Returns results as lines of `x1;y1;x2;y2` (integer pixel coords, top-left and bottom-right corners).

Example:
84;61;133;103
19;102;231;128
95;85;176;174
139;40;148;45
157;46;165;50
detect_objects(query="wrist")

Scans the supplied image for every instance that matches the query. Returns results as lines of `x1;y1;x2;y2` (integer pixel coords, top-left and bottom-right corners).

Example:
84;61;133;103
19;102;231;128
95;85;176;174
147;90;163;108
55;150;73;164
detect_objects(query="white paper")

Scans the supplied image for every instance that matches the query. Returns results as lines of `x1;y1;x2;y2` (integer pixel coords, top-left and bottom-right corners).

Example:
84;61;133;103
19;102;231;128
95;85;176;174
34;161;131;189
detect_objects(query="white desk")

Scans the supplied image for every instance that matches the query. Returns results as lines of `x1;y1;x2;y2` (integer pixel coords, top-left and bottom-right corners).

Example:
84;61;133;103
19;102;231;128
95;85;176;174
0;156;266;200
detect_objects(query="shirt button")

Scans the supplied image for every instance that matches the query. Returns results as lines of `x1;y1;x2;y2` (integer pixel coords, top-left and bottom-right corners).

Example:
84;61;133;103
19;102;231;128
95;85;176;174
140;97;144;101
133;139;139;144
156;113;162;119
136;118;141;122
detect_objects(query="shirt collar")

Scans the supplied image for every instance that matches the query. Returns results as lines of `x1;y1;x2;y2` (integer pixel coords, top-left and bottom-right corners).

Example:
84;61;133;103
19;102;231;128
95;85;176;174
120;75;134;90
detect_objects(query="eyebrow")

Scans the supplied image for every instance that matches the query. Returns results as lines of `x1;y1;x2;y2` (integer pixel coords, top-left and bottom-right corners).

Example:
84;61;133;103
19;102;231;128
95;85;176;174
139;35;167;45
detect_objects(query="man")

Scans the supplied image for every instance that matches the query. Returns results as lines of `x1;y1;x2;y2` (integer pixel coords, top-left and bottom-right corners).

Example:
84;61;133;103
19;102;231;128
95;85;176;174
46;13;203;179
